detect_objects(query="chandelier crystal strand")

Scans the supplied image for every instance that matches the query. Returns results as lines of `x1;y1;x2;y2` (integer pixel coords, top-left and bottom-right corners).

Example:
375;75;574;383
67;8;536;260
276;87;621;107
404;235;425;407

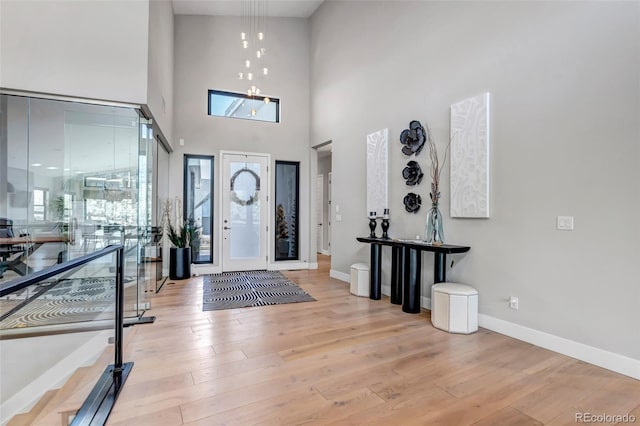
238;0;270;111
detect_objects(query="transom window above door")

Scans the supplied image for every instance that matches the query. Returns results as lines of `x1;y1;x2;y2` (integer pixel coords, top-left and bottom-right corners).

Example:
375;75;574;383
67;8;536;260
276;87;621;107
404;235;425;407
208;89;280;123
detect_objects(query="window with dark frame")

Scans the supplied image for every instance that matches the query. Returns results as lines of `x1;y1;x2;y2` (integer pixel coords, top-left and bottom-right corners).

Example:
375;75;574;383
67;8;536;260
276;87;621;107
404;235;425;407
184;155;214;264
274;161;299;261
208;89;280;123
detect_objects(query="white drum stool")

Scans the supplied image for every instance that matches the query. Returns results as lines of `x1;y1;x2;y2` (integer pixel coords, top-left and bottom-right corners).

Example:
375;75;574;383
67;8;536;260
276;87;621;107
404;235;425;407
431;283;478;334
350;263;370;297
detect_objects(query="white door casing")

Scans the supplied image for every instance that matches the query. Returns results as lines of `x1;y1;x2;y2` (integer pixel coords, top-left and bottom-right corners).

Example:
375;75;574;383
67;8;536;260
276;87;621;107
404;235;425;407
327;172;332;255
316;174;323;253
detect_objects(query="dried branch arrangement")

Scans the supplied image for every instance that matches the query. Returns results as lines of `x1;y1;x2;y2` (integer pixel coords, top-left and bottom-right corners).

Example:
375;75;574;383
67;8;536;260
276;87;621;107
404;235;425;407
425;124;455;205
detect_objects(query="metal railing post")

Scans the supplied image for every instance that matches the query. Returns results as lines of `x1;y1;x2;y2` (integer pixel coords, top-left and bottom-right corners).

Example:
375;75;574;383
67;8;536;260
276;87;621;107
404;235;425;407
114;246;124;371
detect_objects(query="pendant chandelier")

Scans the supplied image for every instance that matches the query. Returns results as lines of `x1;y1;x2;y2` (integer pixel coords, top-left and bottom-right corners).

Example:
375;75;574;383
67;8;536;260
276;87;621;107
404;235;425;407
237;0;271;112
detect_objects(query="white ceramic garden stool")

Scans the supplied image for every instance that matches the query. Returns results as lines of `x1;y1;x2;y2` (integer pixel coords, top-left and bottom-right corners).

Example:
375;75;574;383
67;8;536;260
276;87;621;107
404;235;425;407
431;283;478;334
350;263;370;297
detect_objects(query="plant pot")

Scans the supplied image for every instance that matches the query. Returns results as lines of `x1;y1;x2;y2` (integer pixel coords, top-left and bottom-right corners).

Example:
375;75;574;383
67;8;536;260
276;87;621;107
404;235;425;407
169;247;191;280
277;239;290;257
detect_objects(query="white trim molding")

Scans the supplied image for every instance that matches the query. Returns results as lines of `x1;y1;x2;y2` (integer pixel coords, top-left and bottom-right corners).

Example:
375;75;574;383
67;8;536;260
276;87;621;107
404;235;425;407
478;314;640;380
191;264;222;275
383;285;432;310
377;287;637;379
269;262;317;271
330;269;350;283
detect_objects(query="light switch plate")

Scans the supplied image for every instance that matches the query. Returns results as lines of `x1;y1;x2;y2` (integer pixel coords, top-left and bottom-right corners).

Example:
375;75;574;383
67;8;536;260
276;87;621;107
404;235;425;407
557;216;574;230
336;214;342;222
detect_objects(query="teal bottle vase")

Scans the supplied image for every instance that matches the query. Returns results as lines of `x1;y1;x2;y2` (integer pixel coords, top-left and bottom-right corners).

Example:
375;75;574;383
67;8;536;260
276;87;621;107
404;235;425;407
424;203;444;244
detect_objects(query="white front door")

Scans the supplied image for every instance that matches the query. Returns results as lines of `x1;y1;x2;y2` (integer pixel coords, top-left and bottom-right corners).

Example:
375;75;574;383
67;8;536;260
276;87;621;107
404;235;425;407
222;153;269;271
316;174;323;253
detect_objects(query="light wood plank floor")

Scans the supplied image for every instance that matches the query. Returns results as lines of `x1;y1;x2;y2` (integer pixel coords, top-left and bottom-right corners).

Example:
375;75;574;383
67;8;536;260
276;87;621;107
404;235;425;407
109;255;639;425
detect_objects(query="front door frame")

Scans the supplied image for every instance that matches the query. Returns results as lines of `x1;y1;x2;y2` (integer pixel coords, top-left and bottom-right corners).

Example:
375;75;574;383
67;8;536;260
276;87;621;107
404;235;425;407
219;150;271;272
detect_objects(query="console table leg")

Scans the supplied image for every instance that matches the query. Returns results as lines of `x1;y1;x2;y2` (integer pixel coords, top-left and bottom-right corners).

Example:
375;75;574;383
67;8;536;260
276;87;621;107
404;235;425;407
434;252;446;283
402;247;422;313
390;246;403;305
370;244;382;300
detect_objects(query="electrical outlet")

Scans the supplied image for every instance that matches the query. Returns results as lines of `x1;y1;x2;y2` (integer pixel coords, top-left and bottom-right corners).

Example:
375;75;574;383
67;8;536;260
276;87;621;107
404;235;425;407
509;296;519;310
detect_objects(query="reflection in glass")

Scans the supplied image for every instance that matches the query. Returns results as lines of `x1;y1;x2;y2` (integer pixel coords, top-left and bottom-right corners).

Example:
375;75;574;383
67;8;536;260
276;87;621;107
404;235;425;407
0;94;152;318
275;161;299;261
229;161;261;259
184;155;213;263
208;89;280;123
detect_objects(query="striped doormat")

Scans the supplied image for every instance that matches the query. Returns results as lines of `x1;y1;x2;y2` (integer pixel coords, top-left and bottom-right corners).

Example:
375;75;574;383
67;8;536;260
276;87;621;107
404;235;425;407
202;270;315;311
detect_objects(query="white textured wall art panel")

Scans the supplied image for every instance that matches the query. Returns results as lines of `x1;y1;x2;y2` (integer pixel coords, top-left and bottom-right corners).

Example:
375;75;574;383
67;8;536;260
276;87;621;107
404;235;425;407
366;129;389;217
450;93;490;218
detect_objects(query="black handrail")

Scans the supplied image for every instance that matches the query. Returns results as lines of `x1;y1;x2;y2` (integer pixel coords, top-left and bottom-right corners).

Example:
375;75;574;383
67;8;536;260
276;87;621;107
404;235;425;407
0;244;124;297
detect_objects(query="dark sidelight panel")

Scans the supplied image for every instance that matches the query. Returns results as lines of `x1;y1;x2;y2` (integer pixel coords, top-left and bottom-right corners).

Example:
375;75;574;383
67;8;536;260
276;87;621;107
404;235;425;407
183;155;214;264
274;161;299;261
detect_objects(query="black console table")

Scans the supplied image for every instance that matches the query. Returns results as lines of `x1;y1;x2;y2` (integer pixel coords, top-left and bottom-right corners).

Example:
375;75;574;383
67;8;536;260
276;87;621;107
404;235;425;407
356;237;470;314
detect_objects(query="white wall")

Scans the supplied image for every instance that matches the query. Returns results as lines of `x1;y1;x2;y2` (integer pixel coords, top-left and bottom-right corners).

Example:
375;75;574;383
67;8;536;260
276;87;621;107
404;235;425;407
147;0;175;144
0;331;104;405
311;0;640;364
0;0;150;105
173;15;310;266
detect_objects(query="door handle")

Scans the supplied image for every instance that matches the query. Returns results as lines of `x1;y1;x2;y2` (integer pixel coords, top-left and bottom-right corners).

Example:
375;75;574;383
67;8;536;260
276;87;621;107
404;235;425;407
318;223;322;226
223;226;231;230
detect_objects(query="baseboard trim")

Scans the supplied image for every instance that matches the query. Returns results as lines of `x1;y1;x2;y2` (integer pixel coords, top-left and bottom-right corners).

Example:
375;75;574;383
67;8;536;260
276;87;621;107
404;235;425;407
382;285;390;297
367;286;638;378
191;264;222;275
478;314;640;380
382;285;432;310
422;296;432;310
330;269;350;283
268;262;316;271
0;330;111;423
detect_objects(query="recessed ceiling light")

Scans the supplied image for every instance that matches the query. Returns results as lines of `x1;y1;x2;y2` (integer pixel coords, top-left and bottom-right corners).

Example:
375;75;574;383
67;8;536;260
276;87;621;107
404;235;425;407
76;171;83;174
47;166;58;170
64;168;71;171
32;163;42;167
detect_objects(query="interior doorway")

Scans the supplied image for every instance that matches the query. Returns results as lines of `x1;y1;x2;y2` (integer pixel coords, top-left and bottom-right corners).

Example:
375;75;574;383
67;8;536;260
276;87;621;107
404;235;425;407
316;143;332;255
327;171;332;255
316;174;323;253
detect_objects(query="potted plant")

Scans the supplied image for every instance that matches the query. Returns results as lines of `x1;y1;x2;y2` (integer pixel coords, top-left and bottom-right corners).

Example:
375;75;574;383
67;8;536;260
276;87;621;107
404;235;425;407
167;216;201;280
185;217;201;262
276;204;290;258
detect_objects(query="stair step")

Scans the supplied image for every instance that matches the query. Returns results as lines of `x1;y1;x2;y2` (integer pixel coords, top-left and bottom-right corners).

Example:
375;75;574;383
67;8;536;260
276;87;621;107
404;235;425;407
6;389;58;426
9;321;142;425
32;349;114;425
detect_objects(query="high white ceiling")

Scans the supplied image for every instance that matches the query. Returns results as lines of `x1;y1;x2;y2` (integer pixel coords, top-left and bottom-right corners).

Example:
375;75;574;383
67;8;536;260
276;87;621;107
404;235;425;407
172;0;324;18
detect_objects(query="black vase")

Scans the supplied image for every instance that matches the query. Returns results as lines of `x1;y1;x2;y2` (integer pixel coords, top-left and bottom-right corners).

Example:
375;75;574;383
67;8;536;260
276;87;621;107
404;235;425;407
169;247;192;280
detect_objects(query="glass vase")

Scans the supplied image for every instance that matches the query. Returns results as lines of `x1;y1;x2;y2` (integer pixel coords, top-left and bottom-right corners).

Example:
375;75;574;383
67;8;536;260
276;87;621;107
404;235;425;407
424;203;444;244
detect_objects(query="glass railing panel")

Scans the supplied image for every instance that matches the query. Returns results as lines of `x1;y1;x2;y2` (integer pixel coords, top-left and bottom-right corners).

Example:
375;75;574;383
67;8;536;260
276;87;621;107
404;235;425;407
0;245;131;425
0;250;118;332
